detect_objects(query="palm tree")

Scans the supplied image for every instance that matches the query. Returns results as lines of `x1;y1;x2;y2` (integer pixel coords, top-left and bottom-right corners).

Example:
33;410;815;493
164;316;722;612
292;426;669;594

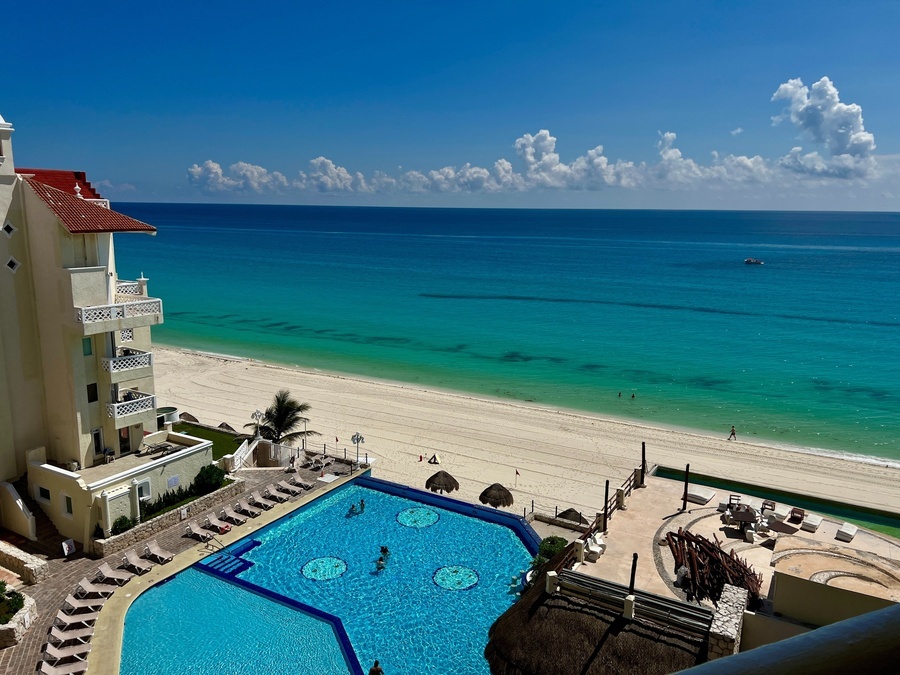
244;390;319;445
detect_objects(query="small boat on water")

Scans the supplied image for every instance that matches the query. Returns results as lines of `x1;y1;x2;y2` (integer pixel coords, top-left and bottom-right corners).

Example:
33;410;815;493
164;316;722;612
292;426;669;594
744;258;764;265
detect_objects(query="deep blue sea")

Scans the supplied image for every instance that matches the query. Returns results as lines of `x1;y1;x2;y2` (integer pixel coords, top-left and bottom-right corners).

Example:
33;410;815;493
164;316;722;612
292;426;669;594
115;204;900;462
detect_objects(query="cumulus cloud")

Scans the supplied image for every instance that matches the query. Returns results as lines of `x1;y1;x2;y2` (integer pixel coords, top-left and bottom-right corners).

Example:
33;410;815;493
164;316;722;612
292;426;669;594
96;179;136;193
187;76;886;198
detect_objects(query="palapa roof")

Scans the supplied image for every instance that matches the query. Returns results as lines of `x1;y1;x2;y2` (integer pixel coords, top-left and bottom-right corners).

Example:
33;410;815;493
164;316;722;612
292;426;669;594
425;470;460;494
485;567;707;675
22;176;155;235
480;483;514;508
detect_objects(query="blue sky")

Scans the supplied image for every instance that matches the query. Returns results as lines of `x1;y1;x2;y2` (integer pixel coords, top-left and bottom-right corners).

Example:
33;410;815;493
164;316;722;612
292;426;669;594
5;1;899;209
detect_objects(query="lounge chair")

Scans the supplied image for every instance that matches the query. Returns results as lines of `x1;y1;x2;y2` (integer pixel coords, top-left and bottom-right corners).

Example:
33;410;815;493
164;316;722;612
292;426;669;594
144;539;175;564
96;562;134;586
236;499;262;517
276;480;302;496
48;624;94;645
288;475;314;490
186;520;213;542
123;549;153;574
62;594;106;613
836;522;858;543
250;491;276;510
205;513;233;534
221;505;248;525
53;610;99;628
310;457;335;471
801;513;823;533
44;640;91;664
685;485;716;506
74;577;116;599
263;484;289;502
39;660;89;675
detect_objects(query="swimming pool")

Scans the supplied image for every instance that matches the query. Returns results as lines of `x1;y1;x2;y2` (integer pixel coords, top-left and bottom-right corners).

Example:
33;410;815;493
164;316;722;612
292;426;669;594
121;478;537;674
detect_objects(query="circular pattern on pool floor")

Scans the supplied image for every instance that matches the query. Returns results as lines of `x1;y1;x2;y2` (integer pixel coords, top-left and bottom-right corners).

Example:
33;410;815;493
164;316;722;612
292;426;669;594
397;507;440;529
301;556;348;581
433;565;479;591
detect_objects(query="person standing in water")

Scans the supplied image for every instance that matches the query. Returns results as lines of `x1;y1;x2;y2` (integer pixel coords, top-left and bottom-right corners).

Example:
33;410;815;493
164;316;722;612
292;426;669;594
728;426;737;441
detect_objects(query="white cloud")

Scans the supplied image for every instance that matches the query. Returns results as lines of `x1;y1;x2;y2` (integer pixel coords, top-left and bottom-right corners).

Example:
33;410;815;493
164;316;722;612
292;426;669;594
187;76;887;199
96;179;137;193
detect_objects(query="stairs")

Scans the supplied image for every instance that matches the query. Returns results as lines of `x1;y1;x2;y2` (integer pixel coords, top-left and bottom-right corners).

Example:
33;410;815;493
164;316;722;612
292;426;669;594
1;478;68;559
197;551;254;578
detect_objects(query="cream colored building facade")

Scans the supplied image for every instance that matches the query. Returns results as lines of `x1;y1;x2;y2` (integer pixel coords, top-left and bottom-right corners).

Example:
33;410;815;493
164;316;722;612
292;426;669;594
0;113;212;549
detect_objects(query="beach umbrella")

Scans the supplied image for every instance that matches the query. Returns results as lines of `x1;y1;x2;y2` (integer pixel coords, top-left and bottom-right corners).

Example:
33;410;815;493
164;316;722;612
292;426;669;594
218;422;236;432
425;470;460;495
557;508;589;525
479;483;514;509
179;411;199;423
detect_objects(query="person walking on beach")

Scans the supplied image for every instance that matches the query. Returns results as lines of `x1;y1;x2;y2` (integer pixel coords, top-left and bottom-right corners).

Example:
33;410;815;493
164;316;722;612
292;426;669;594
728;426;737;441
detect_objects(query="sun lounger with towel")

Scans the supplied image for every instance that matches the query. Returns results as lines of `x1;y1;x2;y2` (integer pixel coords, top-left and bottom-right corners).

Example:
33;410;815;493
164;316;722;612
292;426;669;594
186;520;214;541
250;490;276;510
40;659;90;675
205;512;233;534
801;513;823;533
74;577;116;599
144;539;174;564
289;475;314;490
236;498;262;517
221;505;247;525
123;549;153;574
264;484;289;502
62;594;106;613
836;522;858;542
96;562;134;586
276;480;302;496
53;610;99;628
48;624;93;645
44;640;91;664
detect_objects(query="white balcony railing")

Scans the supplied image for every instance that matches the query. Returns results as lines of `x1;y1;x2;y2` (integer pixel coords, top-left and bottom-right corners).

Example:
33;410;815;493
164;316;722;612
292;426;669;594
101;348;153;373
116;280;142;295
76;297;162;324
107;391;156;420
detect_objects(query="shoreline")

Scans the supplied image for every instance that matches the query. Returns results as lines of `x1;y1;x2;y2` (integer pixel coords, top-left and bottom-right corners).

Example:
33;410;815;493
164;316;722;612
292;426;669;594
152;344;900;516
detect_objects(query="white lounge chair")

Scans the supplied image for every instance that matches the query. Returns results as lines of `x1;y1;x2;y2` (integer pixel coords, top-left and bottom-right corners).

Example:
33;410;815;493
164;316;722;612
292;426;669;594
123;549;153;574
276;480;302;496
62;594;106;613
236;498;262;517
96;562;134;586
836;522;858;542
205;512;233;534
801;513;823;533
145;539;174;564
44;640;91;664
48;624;94;645
53;610;98;628
74;577;116;599
186;520;213;541
221;505;247;525
264;484;289;502
685;485;716;506
250;491;276;510
288;475;314;490
40;660;89;675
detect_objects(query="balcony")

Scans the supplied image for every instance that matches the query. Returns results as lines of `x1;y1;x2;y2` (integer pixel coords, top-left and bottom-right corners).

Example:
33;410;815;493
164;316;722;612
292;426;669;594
107;390;156;429
74;296;163;336
101;348;154;384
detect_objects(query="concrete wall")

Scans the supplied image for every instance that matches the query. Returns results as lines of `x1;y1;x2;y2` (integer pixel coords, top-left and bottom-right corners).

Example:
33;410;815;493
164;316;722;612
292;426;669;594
0;481;36;540
772;571;895;627
740;610;811;651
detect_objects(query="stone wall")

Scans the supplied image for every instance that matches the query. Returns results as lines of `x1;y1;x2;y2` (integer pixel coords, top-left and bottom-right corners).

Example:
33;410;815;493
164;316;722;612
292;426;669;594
0;541;49;585
0;594;36;648
708;584;749;659
91;478;245;558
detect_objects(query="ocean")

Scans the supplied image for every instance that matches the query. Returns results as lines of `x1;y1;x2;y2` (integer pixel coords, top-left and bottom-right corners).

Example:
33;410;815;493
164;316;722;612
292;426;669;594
114;204;900;463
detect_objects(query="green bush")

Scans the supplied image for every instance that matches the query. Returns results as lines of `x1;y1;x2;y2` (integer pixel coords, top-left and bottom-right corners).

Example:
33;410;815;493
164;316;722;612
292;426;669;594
0;581;24;624
193;464;226;495
93;523;104;539
111;515;134;535
538;535;568;559
139;463;230;521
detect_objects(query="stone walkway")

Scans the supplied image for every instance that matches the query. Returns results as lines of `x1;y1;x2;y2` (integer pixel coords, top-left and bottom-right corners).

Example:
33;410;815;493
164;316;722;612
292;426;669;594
0;466;329;674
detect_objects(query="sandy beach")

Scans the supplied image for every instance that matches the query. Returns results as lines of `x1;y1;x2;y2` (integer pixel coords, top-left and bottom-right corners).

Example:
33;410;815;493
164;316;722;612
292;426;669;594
153;347;900;517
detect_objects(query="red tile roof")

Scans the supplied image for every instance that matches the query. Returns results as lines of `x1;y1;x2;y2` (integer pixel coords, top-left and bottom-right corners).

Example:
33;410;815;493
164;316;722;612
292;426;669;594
16;168;104;199
23;178;156;235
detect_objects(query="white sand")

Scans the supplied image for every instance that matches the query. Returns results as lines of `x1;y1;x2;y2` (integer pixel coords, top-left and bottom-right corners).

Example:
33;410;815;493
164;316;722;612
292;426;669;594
153;347;900;517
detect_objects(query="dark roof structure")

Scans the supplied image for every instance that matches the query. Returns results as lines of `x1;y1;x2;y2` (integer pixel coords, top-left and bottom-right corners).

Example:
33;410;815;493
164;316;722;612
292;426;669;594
23;178;155;235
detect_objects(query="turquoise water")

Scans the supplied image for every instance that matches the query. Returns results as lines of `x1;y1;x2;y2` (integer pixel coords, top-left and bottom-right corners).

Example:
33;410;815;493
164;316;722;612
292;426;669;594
120;484;533;674
114;205;900;460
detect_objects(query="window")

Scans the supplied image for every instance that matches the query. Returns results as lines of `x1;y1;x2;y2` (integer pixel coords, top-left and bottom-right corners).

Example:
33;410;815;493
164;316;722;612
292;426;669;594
86;383;99;403
64;495;74;515
120;329;134;342
2;221;14;237
91;429;103;456
137;480;151;502
82;337;93;356
5;257;19;273
38;486;51;502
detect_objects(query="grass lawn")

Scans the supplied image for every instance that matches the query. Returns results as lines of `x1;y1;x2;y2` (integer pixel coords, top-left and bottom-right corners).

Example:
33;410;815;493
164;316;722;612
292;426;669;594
174;422;244;461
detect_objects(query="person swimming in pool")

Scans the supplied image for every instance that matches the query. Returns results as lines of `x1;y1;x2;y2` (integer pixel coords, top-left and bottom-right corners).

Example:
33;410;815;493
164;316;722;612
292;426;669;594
348;503;358;516
380;545;391;558
359;498;366;513
376;556;386;572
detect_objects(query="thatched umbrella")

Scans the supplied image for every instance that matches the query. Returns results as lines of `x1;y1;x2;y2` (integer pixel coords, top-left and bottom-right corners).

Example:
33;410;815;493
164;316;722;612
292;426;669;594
557;508;589;525
218;422;236;432
179;411;199;423
425;470;460;495
479;483;514;508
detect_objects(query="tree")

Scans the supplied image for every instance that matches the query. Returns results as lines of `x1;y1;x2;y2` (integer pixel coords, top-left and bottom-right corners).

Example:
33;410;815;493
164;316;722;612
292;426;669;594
244;389;319;445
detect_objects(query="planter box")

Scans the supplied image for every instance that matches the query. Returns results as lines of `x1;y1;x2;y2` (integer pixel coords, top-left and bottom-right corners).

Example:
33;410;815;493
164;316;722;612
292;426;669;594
0;594;36;648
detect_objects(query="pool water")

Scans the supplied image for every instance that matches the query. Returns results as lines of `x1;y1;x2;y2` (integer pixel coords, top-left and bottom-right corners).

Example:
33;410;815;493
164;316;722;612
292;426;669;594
121;483;534;674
